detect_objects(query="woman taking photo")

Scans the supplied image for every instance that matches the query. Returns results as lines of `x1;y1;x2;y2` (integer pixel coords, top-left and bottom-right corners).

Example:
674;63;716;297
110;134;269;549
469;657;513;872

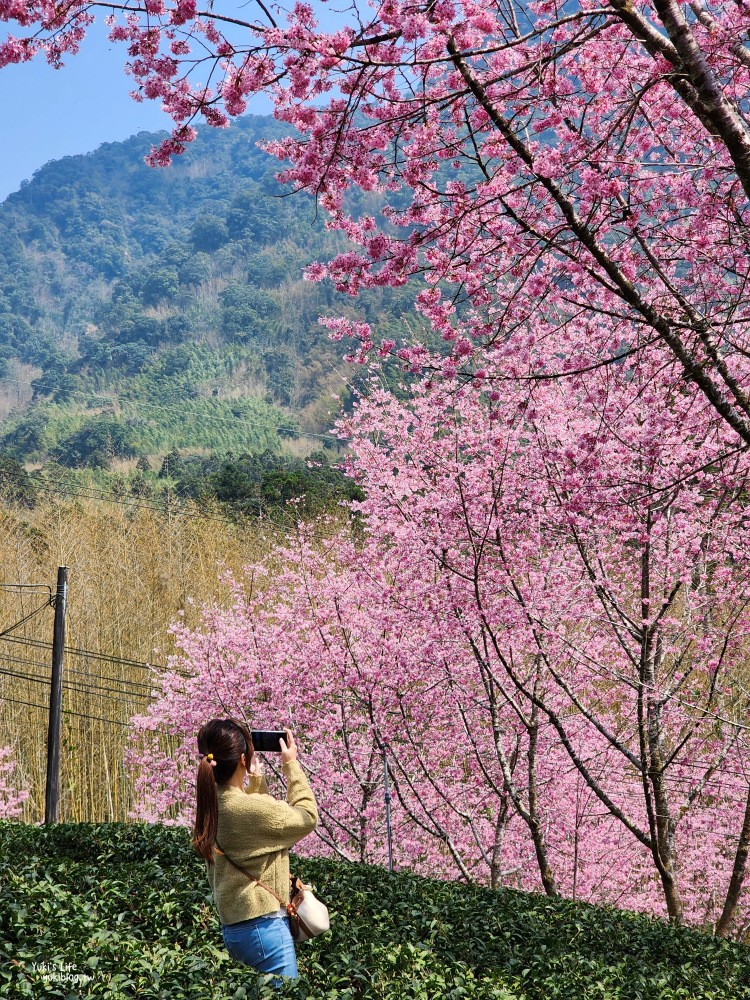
192;718;318;981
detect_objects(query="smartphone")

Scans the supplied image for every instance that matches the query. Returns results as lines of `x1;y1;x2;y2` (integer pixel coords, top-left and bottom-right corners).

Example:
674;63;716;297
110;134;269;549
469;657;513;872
250;730;286;753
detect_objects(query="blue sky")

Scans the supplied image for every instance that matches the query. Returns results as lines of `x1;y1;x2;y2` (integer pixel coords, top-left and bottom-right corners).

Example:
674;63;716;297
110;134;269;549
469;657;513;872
0;22;166;201
0;19;274;202
0;3;350;201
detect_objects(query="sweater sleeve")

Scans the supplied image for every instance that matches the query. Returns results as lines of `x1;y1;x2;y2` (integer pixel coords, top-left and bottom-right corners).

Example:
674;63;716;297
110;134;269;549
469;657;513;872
217;761;318;864
270;760;318;847
245;773;270;795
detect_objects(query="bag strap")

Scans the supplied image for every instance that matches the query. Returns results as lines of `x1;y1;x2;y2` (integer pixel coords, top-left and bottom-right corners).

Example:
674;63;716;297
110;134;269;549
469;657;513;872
214;841;293;915
214;842;314;939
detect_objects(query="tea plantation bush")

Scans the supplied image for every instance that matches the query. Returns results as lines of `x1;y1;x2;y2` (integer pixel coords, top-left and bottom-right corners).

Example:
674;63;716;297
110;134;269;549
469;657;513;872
1;822;748;999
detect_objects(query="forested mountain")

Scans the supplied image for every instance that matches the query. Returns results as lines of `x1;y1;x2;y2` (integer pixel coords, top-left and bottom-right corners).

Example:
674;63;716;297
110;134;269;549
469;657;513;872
0;116;414;511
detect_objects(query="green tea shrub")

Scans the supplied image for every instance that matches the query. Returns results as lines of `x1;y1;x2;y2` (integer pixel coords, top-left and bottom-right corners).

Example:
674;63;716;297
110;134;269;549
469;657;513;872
1;822;748;999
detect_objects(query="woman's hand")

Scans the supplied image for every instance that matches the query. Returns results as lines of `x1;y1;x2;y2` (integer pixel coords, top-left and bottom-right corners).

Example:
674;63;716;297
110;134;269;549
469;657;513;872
279;729;298;765
247;753;264;779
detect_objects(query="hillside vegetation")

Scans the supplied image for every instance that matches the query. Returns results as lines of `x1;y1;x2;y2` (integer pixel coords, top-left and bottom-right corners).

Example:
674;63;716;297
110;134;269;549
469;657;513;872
0;116;413;500
1;822;748;999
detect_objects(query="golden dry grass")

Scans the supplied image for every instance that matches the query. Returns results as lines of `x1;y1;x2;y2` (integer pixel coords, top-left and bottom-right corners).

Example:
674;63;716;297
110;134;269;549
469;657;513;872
0;497;282;823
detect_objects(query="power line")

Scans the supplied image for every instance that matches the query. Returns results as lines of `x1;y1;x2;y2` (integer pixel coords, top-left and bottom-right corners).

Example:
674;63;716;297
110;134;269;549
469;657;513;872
0;635;53;652
63;677;151;704
0;663;152;704
0;634;163;672
34;474;342;532
0;651;50;671
0;648;153;692
23;473;336;537
64;665;153;692
62;643;163;672
33;478;241;525
0;599;52;639
29;473;317;531
0;462;353;541
1;694;135;728
1;692;175;735
0;665;49;687
0;583;53;595
65;665;153;692
0;465;243;527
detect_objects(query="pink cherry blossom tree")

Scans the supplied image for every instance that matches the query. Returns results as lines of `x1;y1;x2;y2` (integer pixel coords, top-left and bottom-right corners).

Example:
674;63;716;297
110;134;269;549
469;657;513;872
339;353;750;932
128;348;750;937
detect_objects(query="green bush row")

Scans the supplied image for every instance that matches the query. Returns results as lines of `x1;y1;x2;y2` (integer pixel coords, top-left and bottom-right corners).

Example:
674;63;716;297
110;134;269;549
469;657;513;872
1;822;747;999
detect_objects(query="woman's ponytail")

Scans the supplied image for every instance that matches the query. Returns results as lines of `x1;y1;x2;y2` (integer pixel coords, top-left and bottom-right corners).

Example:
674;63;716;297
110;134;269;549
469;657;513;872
192;719;252;864
193;755;220;863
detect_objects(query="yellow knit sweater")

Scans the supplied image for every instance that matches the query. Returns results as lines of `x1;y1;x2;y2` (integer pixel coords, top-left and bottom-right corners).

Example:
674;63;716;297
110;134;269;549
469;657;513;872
207;760;318;926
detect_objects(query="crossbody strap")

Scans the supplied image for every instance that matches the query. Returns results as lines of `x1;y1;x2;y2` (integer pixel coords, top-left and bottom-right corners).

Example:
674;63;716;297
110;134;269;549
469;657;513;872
214;841;292;915
214;842;315;940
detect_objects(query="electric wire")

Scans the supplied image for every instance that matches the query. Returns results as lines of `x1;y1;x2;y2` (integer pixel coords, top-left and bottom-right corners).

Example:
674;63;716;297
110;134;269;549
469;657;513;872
0;653;154;697
0;664;152;704
1;632;194;687
32;475;340;536
0;599;53;639
0;465;241;526
0;650;153;692
1;691;175;736
0;583;53;595
0;651;51;671
61;644;164;672
1;694;136;728
33;479;241;525
61;679;151;704
66;665;153;691
28;471;313;531
0;665;49;687
0;634;164;673
0;665;147;703
0;635;51;651
0;466;353;546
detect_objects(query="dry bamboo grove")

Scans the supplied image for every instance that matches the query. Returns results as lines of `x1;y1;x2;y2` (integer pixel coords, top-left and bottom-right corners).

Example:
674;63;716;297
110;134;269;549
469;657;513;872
0;496;279;823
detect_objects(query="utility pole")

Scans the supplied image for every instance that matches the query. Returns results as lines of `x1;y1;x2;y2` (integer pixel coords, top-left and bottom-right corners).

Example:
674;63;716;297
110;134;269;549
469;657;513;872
382;746;393;872
44;566;68;824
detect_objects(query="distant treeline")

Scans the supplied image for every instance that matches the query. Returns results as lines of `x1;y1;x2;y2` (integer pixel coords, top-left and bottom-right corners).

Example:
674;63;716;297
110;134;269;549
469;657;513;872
0;448;362;520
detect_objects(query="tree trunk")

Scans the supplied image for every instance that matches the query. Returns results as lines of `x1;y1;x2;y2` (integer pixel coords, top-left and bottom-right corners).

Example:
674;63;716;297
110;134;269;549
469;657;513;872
528;704;559;897
641;530;684;923
489;794;510;890
716;783;750;938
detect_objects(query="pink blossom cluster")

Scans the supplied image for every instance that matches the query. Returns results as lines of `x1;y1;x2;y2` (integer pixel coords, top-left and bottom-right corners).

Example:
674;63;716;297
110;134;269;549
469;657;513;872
0;742;29;819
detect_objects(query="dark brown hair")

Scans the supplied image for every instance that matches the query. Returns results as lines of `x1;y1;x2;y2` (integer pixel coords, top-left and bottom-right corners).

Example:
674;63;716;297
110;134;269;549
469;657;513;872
192;717;254;864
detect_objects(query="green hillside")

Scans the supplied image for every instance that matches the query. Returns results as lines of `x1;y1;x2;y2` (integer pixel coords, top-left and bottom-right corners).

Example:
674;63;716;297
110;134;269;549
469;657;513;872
0;117;413;512
1;822;747;999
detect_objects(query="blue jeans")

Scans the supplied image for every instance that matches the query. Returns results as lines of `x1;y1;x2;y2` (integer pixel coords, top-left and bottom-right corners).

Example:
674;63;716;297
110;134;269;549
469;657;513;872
222;909;298;981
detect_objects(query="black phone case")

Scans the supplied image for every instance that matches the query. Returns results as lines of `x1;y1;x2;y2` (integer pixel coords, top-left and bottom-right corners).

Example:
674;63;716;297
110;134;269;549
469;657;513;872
251;730;285;752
